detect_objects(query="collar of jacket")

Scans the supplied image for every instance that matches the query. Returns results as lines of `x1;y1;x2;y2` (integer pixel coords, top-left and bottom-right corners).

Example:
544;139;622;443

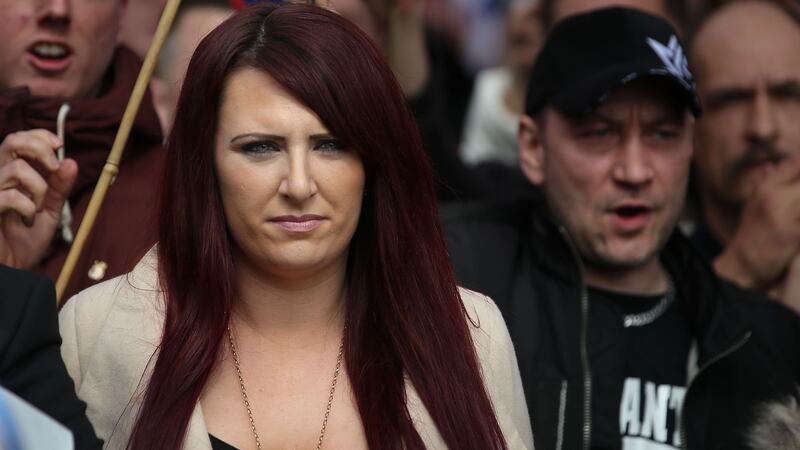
0;45;164;198
526;203;752;368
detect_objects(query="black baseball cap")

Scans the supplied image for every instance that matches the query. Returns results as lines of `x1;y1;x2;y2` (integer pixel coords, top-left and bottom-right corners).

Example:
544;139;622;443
524;7;703;117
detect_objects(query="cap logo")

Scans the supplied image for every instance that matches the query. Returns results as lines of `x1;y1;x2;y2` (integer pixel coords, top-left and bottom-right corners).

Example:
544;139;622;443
646;35;692;82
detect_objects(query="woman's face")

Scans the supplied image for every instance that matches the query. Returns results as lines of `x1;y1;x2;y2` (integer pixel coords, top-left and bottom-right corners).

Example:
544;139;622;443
214;67;365;279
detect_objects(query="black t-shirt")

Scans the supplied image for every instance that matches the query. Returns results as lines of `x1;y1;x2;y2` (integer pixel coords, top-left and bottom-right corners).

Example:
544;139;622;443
589;287;693;450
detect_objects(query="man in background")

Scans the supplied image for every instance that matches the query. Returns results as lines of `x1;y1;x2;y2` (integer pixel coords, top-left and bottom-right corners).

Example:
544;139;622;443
0;0;164;299
445;7;800;449
690;0;800;314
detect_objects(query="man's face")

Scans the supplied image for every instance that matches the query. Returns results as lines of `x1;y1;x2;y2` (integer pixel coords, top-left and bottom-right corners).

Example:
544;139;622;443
120;0;164;58
521;81;693;271
692;1;800;212
0;0;124;99
506;2;543;76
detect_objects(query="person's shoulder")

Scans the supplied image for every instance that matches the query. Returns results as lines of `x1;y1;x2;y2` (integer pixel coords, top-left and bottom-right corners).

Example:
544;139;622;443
459;286;497;315
441;200;531;232
720;279;796;319
441;200;533;259
0;263;44;283
0;264;49;297
0;266;55;326
443;201;537;295
718;280;800;350
60;248;161;347
458;287;508;346
59;249;163;389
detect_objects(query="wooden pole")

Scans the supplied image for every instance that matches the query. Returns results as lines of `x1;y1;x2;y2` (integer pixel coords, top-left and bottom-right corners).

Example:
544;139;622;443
56;0;183;303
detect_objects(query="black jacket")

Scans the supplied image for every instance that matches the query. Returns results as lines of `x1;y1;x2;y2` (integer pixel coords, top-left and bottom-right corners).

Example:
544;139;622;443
0;265;102;450
443;200;800;450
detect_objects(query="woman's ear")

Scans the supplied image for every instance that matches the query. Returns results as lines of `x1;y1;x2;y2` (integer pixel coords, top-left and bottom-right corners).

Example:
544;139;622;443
518;114;546;186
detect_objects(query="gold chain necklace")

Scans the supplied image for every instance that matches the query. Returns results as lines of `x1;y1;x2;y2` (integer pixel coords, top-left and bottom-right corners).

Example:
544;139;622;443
226;326;345;450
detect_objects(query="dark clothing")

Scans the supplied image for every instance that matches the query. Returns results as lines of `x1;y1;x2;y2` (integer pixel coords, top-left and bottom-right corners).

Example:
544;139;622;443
594;288;691;449
0;46;165;300
407;29;537;204
0;265;102;449
411;76;534;203
443;199;800;450
414;28;474;149
689;222;724;261
210;434;238;450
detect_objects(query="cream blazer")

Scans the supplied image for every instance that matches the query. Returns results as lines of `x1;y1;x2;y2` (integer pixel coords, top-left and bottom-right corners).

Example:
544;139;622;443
59;249;534;449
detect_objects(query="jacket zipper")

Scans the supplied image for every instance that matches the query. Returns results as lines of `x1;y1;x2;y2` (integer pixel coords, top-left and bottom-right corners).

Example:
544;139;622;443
556;380;568;450
558;226;592;450
680;331;752;449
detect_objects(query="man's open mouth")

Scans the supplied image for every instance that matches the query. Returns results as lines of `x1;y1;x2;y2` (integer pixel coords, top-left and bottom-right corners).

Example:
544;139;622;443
609;203;654;233
27;41;73;73
31;42;70;59
614;205;651;218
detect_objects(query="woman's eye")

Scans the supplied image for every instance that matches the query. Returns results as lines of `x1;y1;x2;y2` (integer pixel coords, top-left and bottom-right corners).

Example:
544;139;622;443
242;141;279;155
316;139;344;153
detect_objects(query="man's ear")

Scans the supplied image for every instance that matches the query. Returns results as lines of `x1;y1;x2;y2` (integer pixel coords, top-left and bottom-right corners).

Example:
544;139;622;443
518;114;545;186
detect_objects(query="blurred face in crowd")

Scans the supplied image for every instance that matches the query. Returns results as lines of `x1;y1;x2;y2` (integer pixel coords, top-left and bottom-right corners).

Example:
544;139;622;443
691;1;800;213
215;68;365;280
0;0;125;99
551;0;668;25
520;79;693;271
119;0;165;58
154;5;231;132
505;1;543;76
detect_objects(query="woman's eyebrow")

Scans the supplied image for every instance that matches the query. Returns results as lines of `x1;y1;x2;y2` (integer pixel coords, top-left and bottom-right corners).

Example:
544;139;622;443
229;133;286;145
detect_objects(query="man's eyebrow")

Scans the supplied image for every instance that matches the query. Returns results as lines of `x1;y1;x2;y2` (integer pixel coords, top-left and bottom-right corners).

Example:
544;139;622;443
768;79;800;96
704;86;754;109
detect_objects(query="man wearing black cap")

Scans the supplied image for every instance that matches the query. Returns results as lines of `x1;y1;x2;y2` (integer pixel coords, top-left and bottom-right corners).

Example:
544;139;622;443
444;7;800;450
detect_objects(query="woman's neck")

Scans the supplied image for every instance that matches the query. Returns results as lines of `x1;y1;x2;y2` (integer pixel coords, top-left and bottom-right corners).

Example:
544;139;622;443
232;257;348;347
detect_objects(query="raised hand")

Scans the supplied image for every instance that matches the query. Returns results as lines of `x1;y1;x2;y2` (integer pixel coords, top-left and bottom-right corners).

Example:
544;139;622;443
714;154;800;291
0;129;78;269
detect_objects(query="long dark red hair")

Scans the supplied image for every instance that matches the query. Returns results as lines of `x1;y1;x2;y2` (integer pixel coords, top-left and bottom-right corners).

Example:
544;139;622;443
129;4;506;449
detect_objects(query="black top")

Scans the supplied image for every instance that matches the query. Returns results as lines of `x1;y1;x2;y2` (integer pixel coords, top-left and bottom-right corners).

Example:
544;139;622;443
0;265;103;450
210;434;239;450
591;288;691;449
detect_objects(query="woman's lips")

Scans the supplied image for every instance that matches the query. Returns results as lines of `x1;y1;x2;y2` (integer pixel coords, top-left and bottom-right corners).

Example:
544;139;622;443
270;215;324;233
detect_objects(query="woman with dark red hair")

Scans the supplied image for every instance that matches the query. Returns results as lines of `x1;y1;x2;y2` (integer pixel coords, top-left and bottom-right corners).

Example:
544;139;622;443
58;4;532;449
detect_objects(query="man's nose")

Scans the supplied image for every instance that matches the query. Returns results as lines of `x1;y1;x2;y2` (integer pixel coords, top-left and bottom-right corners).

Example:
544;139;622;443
38;0;71;26
745;90;778;145
611;135;654;189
